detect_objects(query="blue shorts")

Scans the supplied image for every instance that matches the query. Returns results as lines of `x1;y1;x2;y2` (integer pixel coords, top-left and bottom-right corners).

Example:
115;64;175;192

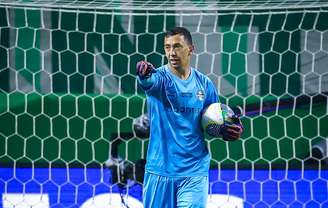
143;172;208;208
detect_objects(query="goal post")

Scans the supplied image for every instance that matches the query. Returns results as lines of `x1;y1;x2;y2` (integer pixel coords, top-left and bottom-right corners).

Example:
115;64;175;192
0;0;328;207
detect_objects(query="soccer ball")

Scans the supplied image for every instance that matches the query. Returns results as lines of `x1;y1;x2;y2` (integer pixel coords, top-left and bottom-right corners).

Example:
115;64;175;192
133;113;150;138
201;103;235;137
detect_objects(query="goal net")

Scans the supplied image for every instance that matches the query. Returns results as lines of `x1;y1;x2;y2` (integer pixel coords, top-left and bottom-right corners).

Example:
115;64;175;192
0;0;328;207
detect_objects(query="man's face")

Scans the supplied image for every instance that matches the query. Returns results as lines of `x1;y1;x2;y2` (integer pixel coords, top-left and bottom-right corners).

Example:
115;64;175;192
164;34;193;71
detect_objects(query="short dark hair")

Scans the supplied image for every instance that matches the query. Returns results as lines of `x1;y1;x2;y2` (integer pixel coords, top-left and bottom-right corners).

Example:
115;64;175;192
165;27;193;45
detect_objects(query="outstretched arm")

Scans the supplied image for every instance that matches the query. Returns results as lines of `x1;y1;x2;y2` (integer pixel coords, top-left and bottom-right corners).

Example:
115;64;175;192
136;60;157;89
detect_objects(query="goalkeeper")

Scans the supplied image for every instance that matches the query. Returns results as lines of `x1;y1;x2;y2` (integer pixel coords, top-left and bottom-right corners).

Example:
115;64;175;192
136;27;243;208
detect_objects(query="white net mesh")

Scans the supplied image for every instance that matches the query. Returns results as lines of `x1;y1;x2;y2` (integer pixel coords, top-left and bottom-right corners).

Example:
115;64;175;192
1;0;328;11
0;1;328;207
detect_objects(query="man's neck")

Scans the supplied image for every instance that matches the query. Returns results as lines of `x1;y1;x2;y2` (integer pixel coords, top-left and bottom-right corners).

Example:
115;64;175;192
169;64;191;80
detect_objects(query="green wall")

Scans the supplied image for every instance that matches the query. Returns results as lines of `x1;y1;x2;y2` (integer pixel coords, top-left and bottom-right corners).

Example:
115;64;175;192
0;7;328;168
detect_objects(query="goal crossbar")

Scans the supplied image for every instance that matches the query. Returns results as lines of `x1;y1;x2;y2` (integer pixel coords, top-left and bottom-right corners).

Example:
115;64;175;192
1;0;328;12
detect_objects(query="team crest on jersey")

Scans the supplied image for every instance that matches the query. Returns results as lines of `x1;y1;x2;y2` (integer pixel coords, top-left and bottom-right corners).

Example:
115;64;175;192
196;90;205;100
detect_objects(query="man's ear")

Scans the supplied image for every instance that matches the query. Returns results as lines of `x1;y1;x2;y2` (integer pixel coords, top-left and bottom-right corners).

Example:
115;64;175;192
189;45;194;55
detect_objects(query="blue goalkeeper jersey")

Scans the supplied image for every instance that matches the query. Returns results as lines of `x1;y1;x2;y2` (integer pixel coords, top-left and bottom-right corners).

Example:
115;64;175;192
139;65;219;177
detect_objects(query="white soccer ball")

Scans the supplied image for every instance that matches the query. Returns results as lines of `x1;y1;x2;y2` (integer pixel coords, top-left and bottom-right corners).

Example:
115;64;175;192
201;103;235;137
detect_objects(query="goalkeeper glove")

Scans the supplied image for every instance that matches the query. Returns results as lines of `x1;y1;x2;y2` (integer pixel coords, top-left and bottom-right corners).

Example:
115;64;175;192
136;60;155;80
221;115;244;141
